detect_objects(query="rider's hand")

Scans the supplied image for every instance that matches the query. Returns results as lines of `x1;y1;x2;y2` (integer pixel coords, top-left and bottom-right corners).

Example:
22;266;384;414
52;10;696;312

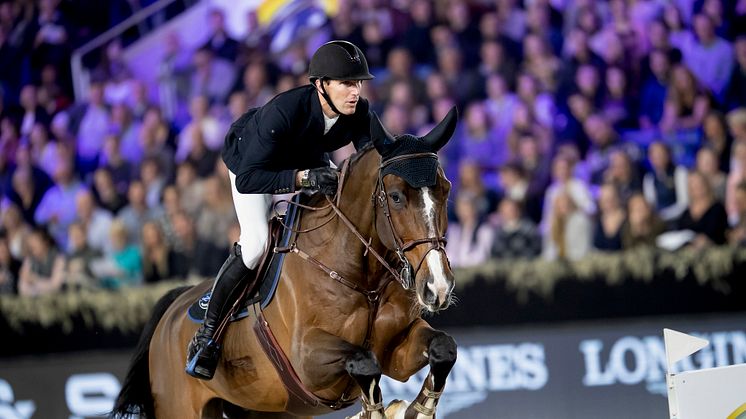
307;167;339;195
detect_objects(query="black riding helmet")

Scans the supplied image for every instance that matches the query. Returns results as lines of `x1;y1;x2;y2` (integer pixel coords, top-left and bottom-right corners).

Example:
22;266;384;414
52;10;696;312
308;40;374;81
309;40;374;115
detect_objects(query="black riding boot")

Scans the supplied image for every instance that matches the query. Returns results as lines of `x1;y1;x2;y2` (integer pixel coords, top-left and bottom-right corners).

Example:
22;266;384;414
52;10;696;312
186;243;252;380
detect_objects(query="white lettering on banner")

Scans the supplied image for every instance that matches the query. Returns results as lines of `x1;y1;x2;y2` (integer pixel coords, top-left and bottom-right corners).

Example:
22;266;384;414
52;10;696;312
380;343;548;418
65;373;120;419
580;331;746;396
0;379;36;419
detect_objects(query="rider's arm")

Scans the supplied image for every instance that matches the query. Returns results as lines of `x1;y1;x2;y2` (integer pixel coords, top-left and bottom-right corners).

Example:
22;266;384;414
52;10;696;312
233;107;296;195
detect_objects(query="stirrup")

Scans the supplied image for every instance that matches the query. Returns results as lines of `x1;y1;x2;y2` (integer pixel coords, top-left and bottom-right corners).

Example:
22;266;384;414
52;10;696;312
185;338;221;380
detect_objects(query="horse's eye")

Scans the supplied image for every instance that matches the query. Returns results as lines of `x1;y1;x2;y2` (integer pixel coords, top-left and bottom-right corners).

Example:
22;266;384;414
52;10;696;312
390;192;401;204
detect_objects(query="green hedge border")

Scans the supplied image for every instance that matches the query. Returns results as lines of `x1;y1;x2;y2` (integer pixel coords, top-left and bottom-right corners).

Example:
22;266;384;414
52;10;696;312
2;246;745;334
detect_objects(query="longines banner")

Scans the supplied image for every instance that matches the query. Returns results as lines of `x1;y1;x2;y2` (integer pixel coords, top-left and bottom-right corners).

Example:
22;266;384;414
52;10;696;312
1;313;745;419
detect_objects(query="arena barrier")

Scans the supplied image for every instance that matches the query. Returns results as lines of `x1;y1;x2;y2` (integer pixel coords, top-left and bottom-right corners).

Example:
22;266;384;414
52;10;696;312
2;312;746;419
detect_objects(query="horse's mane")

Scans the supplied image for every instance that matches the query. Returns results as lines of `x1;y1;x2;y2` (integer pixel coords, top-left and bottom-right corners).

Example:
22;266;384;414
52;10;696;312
346;141;377;168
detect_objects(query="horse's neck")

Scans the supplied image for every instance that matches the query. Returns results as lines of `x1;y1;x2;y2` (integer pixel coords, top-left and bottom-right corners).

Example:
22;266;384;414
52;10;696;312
298;150;389;287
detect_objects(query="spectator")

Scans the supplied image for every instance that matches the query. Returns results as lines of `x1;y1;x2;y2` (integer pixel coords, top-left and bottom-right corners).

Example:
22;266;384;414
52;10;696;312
116;180;162;244
642;142;688;221
675;171;729;247
605;150;642;203
64;221;101;289
445;191;494;268
455;160;499;219
601;66;635;129
521;33;560;93
728;181;746;245
727;108;746;154
95;219;142;289
7;165;46;226
448;102;506;172
67;81;111;176
92;168;126;214
18;226;65;296
34;157;83;247
141;221;179;283
497;161;529;205
621;193;665;249
659;65;712;133
18;84;49;137
111;103;142;165
695;147;727;203
169;210;215;277
195;176;235;255
0;203;29;260
490;198;541;260
703;110;733;173
139;106;175;179
174;161;204;217
202;8;239;62
28;0;70;81
0;232;20;294
99;39;136;106
543;189;593;261
157;32;191;122
542;154;595;232
401;0;435;65
679;13;734;97
593;183;627;252
237;61;275;110
724;35;746;111
726;140;746;224
74;189;113;255
27;122;60;178
435;44;480;107
176;95;222;162
187;47;236;105
584;114;640;186
139;157;166;209
99;134;133;192
639;49;671;130
483;73;518;136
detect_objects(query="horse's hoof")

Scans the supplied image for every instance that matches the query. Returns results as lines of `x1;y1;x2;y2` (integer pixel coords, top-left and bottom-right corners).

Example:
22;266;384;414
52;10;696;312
384;399;409;419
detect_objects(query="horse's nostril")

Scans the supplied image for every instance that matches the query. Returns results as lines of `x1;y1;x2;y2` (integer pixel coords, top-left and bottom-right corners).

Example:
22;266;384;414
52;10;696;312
424;286;437;305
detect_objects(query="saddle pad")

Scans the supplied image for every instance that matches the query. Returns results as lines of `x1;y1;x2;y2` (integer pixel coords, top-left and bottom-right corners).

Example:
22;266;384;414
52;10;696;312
187;195;302;324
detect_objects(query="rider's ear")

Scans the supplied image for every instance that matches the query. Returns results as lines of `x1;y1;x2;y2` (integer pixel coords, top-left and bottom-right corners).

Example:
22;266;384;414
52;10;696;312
370;111;397;156
421;106;458;152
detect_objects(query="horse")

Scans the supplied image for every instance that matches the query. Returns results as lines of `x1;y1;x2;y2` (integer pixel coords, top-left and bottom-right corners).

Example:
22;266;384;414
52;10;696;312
111;107;460;419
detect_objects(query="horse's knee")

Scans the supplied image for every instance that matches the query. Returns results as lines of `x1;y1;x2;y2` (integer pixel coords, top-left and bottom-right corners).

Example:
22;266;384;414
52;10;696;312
428;332;457;377
345;349;381;380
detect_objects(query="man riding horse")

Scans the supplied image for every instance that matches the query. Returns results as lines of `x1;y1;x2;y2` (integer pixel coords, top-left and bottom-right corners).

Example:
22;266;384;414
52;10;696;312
186;40;376;380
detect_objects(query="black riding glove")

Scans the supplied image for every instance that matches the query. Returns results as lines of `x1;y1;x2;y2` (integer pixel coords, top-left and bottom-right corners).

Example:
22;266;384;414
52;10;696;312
306;167;339;195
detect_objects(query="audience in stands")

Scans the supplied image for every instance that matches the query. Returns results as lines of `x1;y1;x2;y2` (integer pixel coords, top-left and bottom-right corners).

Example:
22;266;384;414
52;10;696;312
1;0;746;294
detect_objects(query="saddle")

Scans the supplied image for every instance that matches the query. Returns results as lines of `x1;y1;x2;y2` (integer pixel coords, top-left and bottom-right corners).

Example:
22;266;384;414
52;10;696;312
187;195;303;324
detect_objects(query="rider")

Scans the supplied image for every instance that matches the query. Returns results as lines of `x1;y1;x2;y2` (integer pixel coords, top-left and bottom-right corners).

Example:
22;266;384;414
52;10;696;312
186;40;375;380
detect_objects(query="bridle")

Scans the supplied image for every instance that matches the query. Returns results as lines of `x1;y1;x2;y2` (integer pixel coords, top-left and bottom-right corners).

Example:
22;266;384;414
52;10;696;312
373;152;448;290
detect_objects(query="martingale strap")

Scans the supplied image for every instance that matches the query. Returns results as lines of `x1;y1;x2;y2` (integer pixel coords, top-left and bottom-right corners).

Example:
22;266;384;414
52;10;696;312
253;310;356;413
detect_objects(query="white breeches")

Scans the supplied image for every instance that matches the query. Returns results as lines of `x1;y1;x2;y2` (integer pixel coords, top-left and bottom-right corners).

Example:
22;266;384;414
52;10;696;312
228;171;272;269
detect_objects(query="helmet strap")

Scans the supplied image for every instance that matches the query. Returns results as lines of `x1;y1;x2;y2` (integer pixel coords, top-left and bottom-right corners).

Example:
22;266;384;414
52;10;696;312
318;79;343;116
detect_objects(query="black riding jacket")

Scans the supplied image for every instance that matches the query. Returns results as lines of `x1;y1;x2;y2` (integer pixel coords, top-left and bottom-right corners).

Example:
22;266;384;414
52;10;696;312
222;85;372;194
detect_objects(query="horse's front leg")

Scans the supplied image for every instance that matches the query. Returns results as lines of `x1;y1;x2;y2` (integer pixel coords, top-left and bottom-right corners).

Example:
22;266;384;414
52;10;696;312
382;319;457;419
298;329;386;419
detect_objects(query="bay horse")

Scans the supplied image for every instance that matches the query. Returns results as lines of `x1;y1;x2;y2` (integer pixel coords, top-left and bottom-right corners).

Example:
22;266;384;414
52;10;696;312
111;108;459;419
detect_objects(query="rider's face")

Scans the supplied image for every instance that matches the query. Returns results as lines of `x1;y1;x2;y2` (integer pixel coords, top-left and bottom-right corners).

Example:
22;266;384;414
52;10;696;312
318;79;362;116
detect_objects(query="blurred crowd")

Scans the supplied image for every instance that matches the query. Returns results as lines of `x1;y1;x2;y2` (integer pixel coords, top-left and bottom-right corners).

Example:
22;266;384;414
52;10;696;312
1;0;746;296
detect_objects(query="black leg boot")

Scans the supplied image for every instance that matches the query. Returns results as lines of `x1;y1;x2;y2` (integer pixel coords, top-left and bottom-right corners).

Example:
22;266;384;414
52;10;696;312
186;243;252;380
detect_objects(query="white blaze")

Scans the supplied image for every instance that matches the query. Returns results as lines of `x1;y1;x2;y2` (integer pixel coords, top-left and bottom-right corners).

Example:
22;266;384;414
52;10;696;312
421;188;449;305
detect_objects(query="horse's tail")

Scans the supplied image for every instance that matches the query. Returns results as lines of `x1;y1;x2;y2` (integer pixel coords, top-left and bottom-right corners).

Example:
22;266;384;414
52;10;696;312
110;285;192;419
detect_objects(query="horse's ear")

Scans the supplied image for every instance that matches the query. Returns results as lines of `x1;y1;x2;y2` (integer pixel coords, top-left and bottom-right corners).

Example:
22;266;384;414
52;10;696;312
370;111;397;156
421;106;458;152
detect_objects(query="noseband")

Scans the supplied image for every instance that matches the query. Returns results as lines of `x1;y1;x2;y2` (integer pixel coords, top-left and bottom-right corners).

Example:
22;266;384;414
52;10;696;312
374;152;448;290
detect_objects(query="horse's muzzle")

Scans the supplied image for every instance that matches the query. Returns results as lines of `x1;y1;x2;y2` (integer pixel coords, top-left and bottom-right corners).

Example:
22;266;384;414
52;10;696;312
421;275;454;312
